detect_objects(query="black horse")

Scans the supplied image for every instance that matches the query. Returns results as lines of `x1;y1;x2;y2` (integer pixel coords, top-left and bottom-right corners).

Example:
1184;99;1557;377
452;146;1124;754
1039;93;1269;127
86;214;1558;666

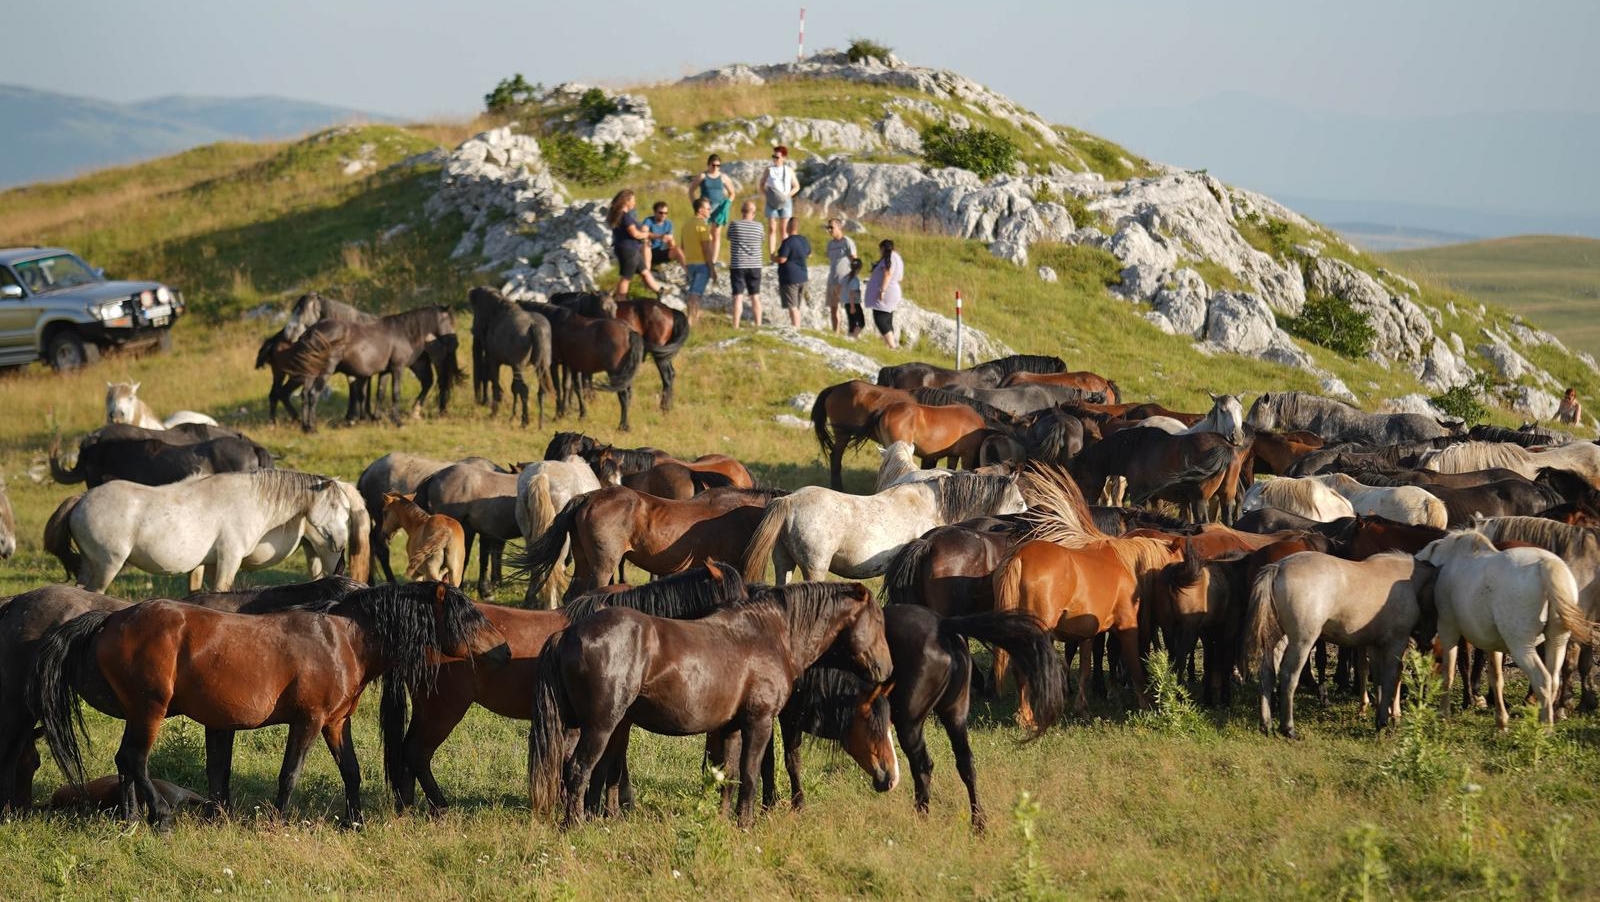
49;435;272;487
283;306;462;430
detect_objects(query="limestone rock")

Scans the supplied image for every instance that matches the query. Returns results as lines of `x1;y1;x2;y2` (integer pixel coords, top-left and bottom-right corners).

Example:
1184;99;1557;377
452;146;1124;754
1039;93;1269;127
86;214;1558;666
1505;385;1561;422
1202;292;1313;369
1150;269;1209;337
773;413;812;429
1036;265;1058;283
1320;377;1359;403
1380;394;1448;418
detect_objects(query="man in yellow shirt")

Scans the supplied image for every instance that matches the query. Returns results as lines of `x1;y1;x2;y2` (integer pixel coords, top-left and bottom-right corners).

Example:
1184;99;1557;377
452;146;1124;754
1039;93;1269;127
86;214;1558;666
683;197;719;326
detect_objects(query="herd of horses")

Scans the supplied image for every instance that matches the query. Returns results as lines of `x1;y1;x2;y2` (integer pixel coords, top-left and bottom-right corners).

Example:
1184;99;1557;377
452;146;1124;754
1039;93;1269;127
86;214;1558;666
10;323;1600;837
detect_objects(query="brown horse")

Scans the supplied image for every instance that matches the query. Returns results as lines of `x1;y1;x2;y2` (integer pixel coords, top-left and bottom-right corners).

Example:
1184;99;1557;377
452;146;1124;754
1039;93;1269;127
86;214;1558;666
812;380;918;488
991;467;1180;717
882;515;1026;617
548;293;689;411
544;432;755;488
527;581;892;827
1000;369;1122;402
527;304;645;431
34;583;508;829
854;400;995;469
381;492;467;585
510;485;788;599
593;457;733;499
1072;428;1248;522
875;355;1065;391
1250;430;1326;477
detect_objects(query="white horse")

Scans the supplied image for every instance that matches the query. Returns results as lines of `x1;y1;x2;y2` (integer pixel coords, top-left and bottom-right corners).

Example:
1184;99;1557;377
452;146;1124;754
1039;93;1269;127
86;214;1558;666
1240;476;1355;522
1416;529;1593;728
1313;472;1449;528
1247;551;1435;737
0;472;15;559
741;472;1026;584
1182;393;1248;445
1133;416;1187;434
516;455;603;606
105;381;219;430
42;470;354;593
1421;441;1600;488
875;441;957;492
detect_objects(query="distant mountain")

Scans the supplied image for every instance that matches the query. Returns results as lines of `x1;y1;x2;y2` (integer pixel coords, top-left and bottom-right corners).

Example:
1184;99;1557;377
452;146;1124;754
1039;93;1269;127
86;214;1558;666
0;84;388;187
1087;93;1600;240
1329;222;1482;253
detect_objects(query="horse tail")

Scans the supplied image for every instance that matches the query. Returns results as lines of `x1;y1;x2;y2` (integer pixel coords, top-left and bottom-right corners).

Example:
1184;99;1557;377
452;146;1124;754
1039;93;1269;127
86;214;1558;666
405;527;453;580
345;490;373;584
883;535;934;607
506;493;589;596
810;385;837;457
48;432;84;485
31;610;113;786
845;408;888;454
653;306;690;360
940;610;1066;737
1543;558;1594;645
1243;561;1284;667
1107;380;1124;405
739;495;793;582
1419;493;1449;530
527;634;569;814
596;330;644;393
1130;445;1234;506
379;666;411;799
43;494;84;580
988;547;1027;690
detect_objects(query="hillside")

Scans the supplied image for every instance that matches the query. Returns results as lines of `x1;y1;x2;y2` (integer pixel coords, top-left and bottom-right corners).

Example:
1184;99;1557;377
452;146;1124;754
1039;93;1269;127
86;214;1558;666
0;83;386;187
1392;235;1600;360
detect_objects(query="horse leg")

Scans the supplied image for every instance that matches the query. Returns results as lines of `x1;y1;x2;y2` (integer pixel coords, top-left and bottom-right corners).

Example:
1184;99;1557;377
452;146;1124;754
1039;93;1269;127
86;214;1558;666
403;691;472;814
1354;648;1369;715
1314;641;1329;704
562;724;615;828
324;718;364;828
1115;626;1150;710
512;368;530;428
617;387;632;433
939;707;984;833
778;712;801;809
1259;636;1286;734
1488;651;1509;730
210;554;242;593
656;356;674;412
1372;642;1404;731
736;716;774;827
203;728;235;816
1275;637;1316;739
272;720;322;820
1539;627;1573;725
1075;639;1093;717
0;709;37;812
188;565;205;594
894;713;935;818
829;436;848;491
1438;629;1460;720
1578;642;1597;713
115;710;172;830
478;538;503;598
389;365;403;424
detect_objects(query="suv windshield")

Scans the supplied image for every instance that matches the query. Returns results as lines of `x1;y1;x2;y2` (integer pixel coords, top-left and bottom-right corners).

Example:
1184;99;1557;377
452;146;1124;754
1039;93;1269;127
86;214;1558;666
13;254;100;294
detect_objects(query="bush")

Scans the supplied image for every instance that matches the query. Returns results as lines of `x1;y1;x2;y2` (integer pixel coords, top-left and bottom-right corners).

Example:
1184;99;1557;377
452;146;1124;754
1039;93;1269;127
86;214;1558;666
1430;372;1493;427
577;88;620;124
921;123;1018;179
847;37;892;64
542;133;628;186
484;74;543;115
1377;648;1454;792
1132;647;1204;735
1279;292;1377;360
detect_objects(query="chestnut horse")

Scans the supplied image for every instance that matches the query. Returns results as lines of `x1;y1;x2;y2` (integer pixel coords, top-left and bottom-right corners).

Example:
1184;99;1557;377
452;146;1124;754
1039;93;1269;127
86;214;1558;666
510;485;788;599
381;492;467;586
1249;430;1326;477
526;305;645;431
593;457;734;500
34;583;509;830
852;401;995;469
1000;369;1122;403
544;432;754;488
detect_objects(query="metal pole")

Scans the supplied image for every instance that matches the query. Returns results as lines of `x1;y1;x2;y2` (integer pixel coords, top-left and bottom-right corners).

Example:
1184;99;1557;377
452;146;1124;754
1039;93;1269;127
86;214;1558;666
954;290;963;370
797;8;806;61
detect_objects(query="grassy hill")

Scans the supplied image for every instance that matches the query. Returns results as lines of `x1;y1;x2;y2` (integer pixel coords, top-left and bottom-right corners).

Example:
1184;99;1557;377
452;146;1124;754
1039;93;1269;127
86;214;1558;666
2;79;1600;898
1392;235;1600;359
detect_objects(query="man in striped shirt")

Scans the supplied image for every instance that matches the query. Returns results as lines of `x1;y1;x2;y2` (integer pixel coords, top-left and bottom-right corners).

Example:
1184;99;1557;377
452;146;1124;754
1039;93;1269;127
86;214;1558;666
726;200;765;328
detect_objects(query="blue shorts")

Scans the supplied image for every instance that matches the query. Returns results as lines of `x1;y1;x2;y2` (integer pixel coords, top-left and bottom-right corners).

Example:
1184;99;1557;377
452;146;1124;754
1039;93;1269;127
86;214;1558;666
685;264;711;295
766;200;793;220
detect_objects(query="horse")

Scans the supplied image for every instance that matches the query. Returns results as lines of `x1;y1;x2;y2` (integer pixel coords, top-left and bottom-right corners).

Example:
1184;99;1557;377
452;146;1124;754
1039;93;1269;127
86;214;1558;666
282;290;375;341
43;470;367;593
882;515;1026;616
527;581;891;827
543;432;755;488
875;441;961;492
1469;423;1568;447
1420;441;1600;489
947;383;1106;418
1245;551;1436;737
990;465;1181;717
283;306;461;430
1312;473;1449;528
514;459;604;607
1071;428;1246;522
469;287;555;428
0;474;14;560
999;369;1122;402
851;401;995;471
389;563;749;813
740;473;1026;584
358;454;506;584
1240;477;1357;523
1249;430;1326;477
1246;391;1456;445
256;327;310;424
279;292;383;416
526;303;644;432
762;606;1065;831
1178;393;1248;445
1149;541;1252;705
595;457;733;499
876;355;1065;390
34;582;510;829
548;292;690;411
413;462;521;598
1417;530;1593;728
49;433;271;488
981;406;1092;468
381;493;467;586
1351;471;1564;527
104;382;218;430
513;486;789;599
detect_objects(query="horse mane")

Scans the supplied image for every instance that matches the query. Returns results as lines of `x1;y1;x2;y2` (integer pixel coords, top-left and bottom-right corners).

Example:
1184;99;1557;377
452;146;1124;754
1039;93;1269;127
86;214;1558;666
1253;478;1335;511
547;291;610;317
1345;468;1415;488
1429;442;1533;473
563;563;749;621
1477;516;1600;559
973;354;1066;379
199;576;364;614
334;583;478;694
545;432;597;461
929;472;1016;523
247;469;335;521
750;582;869;663
716;486;790;502
909;387;1019;428
383;305;454;344
1160;539;1207;591
591;445;659;473
1020;463;1110;545
785;665;887;742
1316;472;1364;494
875;442;920;492
1470;424;1557;447
280;319;347;377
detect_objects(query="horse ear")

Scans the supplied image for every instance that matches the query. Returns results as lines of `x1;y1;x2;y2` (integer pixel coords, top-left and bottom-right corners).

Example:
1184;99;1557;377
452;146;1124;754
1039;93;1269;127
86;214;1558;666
434;583;448;605
704;560;724;580
131;382;140;394
1208;391;1219;402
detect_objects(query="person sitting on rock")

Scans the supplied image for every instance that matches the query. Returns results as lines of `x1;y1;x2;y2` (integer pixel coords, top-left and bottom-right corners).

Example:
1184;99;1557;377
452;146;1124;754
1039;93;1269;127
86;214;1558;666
1557;387;1583;426
642;201;686;269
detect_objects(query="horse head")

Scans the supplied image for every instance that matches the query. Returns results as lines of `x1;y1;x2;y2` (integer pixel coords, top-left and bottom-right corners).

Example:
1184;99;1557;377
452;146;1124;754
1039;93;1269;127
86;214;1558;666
105;382;140;424
303;479;354;574
429;582;510;667
1244;392;1274;431
1208;392;1248;445
836;583;892;683
843;681;899;793
283;292;324;341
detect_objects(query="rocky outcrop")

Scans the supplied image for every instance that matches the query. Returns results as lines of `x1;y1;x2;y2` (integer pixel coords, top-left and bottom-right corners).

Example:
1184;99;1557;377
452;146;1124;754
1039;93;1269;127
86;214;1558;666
1199;292;1315;369
1504;385;1561;422
542;84;655;154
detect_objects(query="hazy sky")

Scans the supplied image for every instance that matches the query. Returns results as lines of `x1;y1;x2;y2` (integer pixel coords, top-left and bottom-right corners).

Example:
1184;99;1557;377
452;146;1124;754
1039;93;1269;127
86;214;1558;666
3;0;1595;124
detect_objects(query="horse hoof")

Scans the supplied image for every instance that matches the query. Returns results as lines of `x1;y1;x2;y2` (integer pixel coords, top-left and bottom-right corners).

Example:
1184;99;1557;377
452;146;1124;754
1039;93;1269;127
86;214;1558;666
1280;727;1298;740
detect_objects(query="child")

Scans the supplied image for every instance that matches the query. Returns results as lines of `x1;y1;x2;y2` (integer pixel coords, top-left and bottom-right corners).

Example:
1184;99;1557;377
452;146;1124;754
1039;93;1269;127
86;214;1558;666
842;257;865;338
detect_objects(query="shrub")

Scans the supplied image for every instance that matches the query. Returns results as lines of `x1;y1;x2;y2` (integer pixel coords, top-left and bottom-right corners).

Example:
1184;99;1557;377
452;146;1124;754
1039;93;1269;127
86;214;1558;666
484;74;543;115
1430;372;1493;427
1279;293;1377;360
577;88;620;124
921;123;1018;179
1132;647;1204;735
542;133;628;186
847;37;892;64
1377;648;1454;791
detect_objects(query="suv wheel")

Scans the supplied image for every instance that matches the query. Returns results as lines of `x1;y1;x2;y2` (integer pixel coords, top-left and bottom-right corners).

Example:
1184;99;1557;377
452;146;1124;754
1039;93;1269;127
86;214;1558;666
47;331;101;371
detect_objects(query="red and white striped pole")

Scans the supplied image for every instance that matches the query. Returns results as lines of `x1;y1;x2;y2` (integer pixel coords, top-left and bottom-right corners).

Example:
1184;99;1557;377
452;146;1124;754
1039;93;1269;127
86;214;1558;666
954;290;964;369
797;8;806;61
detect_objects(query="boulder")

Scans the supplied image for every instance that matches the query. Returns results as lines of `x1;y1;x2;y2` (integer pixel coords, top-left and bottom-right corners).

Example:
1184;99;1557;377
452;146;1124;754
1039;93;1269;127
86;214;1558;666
1504;385;1561;422
1037;266;1058;283
1150;269;1209;337
1320;377;1359;403
1304;257;1435;364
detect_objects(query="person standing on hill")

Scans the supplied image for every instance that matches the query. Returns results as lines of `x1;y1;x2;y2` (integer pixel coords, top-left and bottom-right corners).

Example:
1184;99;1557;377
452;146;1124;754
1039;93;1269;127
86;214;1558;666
773;219;812;328
607;189;664;300
1557;387;1584;426
682;197;719;327
841;256;865;338
726;201;765;328
761;146;800;258
864;238;904;349
688;154;733;265
824;218;859;334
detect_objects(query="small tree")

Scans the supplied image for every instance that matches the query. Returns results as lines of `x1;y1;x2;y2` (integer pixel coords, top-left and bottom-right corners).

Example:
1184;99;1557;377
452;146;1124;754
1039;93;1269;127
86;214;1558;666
577;88;620;124
1279;293;1377;360
847;37;892;64
1430;372;1493;427
484;74;543;115
542;133;629;186
921;123;1018;179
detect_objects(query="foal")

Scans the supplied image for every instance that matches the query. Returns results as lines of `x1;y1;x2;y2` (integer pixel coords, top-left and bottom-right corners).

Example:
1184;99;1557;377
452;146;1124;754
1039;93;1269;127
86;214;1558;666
382;492;467;586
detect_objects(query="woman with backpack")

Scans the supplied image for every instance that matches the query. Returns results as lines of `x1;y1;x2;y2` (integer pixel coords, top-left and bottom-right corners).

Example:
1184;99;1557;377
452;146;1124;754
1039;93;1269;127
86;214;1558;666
761;145;801;257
